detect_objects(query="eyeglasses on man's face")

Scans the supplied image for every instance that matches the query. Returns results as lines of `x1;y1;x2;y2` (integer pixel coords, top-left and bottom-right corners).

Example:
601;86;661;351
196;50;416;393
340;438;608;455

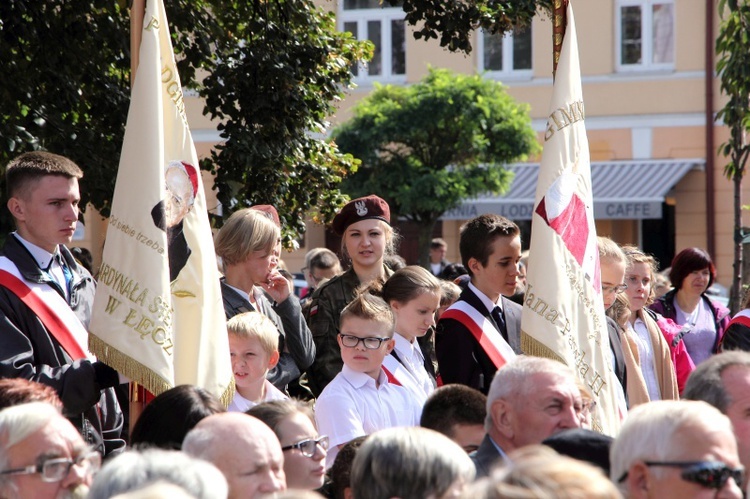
338;333;391;350
618;461;744;490
281;436;329;458
0;451;101;483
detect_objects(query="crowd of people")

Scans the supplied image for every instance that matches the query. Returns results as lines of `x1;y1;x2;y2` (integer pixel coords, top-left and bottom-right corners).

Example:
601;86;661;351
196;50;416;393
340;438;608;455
1;151;750;498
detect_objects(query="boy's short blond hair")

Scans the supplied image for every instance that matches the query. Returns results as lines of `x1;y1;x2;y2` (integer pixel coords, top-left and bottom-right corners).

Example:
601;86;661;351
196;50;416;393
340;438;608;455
226;312;279;358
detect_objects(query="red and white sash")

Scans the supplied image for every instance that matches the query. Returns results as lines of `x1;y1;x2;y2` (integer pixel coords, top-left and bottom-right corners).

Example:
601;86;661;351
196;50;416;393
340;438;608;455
380;365;402;386
728;309;750;330
441;300;516;369
0;257;91;360
381;354;430;405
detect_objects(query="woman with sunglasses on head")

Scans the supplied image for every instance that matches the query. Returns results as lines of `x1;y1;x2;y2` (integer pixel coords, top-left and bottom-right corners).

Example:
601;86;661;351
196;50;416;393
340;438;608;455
650;247;730;365
247;399;328;491
305;195;398;397
621;246;694;400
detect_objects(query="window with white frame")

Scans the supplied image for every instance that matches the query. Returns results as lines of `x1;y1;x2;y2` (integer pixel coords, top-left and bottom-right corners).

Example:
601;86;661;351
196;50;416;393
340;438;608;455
616;0;674;71
340;0;406;83
478;26;533;78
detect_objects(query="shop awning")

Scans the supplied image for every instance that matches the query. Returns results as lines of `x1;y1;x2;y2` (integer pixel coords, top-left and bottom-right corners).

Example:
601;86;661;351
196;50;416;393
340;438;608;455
441;159;704;221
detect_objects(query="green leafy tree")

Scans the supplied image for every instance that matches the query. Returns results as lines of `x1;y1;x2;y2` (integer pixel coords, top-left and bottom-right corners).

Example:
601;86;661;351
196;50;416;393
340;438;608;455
333;67;540;266
199;0;371;245
1;1;370;247
0;0;217;233
716;0;750;312
386;0;553;53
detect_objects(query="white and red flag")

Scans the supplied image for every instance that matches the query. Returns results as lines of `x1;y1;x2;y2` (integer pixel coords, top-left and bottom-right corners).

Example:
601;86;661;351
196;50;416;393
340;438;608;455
521;1;623;434
88;0;233;404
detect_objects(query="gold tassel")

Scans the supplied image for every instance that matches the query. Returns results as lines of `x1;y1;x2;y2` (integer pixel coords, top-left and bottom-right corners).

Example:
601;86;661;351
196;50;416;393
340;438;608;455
89;335;171;396
89;334;235;405
520;331;566;364
219;378;236;409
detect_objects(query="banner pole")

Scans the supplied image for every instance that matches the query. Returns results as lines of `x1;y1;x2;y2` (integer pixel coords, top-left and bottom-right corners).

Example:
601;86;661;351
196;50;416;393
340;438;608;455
128;0;147;433
552;0;569;80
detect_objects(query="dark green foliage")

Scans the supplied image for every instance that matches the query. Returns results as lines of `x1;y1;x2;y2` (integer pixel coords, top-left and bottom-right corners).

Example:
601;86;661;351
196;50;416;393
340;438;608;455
334;67;539;265
716;0;750;312
385;0;553;53
200;0;371;245
0;1;369;246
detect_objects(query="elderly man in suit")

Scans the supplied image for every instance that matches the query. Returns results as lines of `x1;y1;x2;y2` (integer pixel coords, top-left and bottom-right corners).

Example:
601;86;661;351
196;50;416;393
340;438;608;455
472;356;583;477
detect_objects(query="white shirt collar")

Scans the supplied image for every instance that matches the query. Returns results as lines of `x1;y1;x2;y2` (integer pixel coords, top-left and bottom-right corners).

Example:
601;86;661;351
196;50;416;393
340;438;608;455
468;281;502;314
13;232;58;269
393;333;422;362
488;435;510;460
341;364;387;389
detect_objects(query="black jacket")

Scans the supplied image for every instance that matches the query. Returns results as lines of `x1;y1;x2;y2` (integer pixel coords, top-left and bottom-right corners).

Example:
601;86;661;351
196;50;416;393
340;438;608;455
436;286;523;394
0;235;124;456
606;316;628;406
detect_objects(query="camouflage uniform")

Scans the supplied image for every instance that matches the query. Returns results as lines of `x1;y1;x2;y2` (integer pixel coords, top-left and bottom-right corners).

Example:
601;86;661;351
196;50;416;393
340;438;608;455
305;264;393;396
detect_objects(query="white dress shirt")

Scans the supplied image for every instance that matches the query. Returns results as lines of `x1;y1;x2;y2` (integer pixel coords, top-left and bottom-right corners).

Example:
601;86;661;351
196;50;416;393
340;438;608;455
392;333;435;399
14;233;70;300
630;318;661;401
227;380;288;413
315;364;422;468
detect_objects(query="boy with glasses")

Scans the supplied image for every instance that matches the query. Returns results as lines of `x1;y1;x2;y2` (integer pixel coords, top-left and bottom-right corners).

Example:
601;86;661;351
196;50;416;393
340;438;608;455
314;292;421;469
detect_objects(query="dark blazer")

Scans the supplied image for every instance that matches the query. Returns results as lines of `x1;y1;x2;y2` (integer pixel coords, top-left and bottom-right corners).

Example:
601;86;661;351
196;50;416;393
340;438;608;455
221;280;315;391
606;316;628;405
471;434;508;478
0;235;124;456
436;285;522;394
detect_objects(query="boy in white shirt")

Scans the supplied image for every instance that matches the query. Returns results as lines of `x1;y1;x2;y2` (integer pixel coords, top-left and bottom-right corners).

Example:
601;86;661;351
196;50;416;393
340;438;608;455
315;292;421;468
227;311;288;412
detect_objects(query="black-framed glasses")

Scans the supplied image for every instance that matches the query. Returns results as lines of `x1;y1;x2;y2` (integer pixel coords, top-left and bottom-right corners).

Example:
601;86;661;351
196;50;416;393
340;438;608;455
281;436;329;458
0;451;101;483
618;461;744;489
339;334;391;350
602;284;627;294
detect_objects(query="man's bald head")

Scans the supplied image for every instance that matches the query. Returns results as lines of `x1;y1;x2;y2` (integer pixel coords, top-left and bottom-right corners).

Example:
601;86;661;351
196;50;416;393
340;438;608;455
183;413;286;499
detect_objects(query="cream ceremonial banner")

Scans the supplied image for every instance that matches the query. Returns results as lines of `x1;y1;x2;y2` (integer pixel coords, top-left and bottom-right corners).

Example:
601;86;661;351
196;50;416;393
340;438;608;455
520;1;623;435
89;0;233;404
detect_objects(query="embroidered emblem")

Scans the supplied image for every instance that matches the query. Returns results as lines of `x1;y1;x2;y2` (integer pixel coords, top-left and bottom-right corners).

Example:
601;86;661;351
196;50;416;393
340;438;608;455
355;200;368;216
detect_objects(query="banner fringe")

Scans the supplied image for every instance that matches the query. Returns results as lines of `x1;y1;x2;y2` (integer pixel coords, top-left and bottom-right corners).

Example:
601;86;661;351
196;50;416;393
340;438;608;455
219;378;236;409
89;334;172;396
521;330;566;364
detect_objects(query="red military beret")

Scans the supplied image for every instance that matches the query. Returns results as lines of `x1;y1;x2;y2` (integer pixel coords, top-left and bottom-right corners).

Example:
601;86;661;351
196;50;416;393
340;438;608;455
250;205;281;228
332;195;391;236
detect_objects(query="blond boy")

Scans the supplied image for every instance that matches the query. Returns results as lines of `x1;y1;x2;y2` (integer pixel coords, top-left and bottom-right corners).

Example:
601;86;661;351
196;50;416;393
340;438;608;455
314;293;422;469
227;312;288;412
